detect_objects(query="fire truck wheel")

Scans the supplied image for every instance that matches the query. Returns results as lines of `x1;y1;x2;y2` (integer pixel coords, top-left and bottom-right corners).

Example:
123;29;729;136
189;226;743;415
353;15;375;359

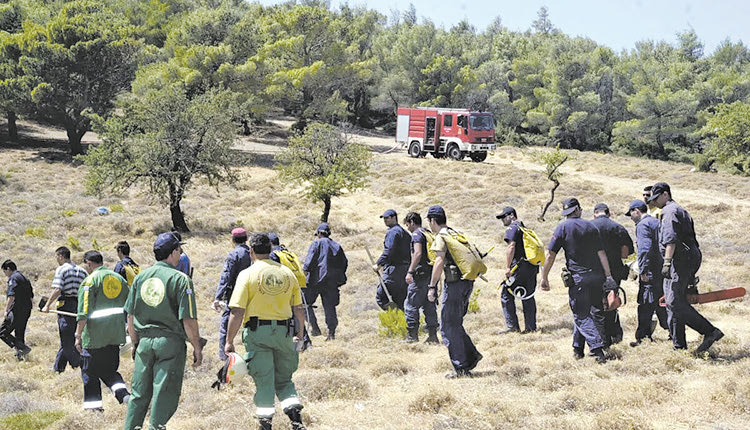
447;144;463;160
470;151;488;162
408;141;422;158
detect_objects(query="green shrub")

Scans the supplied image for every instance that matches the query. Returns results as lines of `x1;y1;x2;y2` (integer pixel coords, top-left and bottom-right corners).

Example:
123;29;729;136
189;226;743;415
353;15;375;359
468;287;481;313
23;227;45;238
109;203;124;213
693;153;715;172
61;209;77;217
378;307;407;338
66;236;82;252
0;410;65;430
91;237;103;251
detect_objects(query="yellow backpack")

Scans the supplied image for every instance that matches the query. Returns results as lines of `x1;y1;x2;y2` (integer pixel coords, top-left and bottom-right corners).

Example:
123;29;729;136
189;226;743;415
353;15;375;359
422;228;437;265
518;225;546;266
123;263;140;286
440;228;487;281
275;248;307;288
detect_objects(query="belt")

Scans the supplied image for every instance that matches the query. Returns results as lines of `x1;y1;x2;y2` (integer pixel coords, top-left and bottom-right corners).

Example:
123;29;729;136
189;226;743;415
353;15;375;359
244;319;290;328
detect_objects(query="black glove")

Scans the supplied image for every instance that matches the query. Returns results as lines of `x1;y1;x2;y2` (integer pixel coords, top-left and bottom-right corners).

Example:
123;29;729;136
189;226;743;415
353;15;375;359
661;258;672;279
603;277;617;292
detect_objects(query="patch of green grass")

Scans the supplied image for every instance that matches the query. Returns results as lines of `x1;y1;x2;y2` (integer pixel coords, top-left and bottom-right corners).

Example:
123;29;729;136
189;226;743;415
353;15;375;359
23;227;45;238
0;410;65;430
91;237;103;251
378;307;407;338
109;203;124;213
66;235;82;252
61;209;77;217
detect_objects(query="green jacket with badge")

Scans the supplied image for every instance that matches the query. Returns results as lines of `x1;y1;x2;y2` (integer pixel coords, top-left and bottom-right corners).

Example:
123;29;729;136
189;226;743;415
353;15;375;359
77;266;129;349
124;261;197;341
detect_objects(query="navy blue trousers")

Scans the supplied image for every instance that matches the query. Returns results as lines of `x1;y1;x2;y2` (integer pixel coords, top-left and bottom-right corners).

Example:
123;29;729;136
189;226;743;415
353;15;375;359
570;271;605;351
0;308;30;350
404;276;438;330
440;279;481;371
218;307;230;360
305;283;340;333
500;266;537;331
664;251;714;348
635;280;668;340
377;264;409;311
81;345;129;409
54;299;81;372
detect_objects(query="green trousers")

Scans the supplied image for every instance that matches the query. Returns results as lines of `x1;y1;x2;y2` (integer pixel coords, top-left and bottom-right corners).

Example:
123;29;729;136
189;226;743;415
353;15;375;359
124;336;187;430
242;323;301;417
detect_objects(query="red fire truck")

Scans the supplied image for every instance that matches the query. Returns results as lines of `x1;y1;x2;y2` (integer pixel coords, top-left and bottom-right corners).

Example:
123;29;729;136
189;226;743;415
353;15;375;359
396;107;496;162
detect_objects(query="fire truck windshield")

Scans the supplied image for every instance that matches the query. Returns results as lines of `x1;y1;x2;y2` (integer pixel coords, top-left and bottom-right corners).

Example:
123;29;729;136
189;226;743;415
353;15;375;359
470;115;494;130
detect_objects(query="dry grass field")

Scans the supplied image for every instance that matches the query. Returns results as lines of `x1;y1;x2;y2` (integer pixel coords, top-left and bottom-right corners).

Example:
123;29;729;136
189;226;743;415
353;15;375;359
0;119;749;430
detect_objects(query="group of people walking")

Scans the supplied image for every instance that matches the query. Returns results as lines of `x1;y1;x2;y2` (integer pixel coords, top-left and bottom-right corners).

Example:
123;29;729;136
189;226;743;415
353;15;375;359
0;180;727;429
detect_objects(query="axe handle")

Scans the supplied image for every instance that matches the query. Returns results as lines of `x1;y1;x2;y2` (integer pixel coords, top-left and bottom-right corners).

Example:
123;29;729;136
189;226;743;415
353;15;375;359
47;309;77;318
364;246;394;303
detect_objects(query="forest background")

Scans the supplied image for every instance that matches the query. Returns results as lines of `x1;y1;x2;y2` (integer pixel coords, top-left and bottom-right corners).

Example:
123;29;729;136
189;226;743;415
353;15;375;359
2;0;750;176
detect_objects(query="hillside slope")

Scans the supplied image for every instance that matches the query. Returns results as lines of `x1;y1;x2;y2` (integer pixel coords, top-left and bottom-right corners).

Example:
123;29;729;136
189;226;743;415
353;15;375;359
0;121;749;430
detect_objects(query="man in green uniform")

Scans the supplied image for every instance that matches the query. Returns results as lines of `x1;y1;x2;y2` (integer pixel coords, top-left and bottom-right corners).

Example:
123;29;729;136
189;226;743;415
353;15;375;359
75;250;130;411
124;232;203;430
225;233;307;430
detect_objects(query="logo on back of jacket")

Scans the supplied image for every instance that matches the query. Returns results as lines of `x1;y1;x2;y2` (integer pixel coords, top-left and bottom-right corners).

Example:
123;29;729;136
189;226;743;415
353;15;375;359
260;273;288;296
103;275;123;299
141;278;166;307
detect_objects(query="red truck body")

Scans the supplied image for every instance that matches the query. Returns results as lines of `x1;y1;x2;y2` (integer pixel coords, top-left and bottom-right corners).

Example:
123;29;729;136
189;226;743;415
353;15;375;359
396;107;496;162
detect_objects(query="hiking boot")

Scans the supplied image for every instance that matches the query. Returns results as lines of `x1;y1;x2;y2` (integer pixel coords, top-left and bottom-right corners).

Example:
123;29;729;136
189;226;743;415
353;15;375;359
521;328;537;334
424;328;440;344
445;369;473;379
15;345;31;361
592;348;607;364
498;327;520;335
573;348;585;360
309;321;321;337
696;328;724;353
258;417;272;430
629;339;642;348
325;330;335;341
404;327;418;343
285;407;306;430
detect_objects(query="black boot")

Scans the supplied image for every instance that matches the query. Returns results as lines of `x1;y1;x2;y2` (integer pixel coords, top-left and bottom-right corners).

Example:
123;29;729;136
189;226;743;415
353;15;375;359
285;407;306;430
259;417;272;430
424;327;439;344
404;327;418;343
309;319;321;337
325;328;335;341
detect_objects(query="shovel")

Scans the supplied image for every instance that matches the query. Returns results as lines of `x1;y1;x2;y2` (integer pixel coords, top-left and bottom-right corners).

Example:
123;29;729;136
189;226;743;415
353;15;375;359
364;245;397;310
38;296;77;317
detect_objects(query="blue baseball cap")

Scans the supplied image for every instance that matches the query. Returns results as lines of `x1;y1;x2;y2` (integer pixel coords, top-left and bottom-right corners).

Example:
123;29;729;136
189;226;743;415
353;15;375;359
625;199;648;216
380;209;397;218
153;232;184;254
561;198;580;216
268;232;280;245
648;182;671;203
426;205;445;218
316;223;330;234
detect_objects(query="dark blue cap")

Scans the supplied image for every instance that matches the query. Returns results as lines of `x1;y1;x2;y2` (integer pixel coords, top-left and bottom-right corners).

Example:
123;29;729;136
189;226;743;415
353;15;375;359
561;198;580;216
496;206;515;219
648;182;671;203
153;232;184;254
316;223;330;234
268;232;280;245
427;205;445;218
625;199;648;216
380;209;397;218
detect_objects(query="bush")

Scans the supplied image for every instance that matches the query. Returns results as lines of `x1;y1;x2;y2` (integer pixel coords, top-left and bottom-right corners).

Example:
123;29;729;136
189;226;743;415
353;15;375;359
61;209;77;217
378;307;407;338
23;227;45;238
66;236;82;252
693;153;716;172
0;411;65;430
109;203;124;213
408;390;455;413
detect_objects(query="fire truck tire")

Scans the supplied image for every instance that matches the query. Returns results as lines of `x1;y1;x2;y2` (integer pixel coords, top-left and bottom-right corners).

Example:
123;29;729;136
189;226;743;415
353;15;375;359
470;151;488;162
447;144;463;160
408;141;423;158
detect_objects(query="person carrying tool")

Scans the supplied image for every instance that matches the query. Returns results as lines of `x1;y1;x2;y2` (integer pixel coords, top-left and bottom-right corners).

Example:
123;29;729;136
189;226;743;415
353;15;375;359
114;240;140;286
540;198;617;364
426;205;483;378
591;203;633;347
124;232;203;430
41;246;87;372
374;209;411;311
625;199;668;346
225;233;307;430
648;182;723;352
75;250;130;411
213;227;252;360
302;223;348;340
403;212;439;344
496;206;538;334
1;259;33;361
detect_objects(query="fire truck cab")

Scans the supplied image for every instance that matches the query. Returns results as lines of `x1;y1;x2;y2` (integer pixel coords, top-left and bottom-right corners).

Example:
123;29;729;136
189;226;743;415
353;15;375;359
396;107;496;162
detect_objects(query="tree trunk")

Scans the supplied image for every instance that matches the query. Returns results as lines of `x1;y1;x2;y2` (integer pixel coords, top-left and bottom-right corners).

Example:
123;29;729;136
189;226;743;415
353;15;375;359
539;178;560;222
65;125;84;155
320;195;331;223
7;111;17;141
169;183;190;232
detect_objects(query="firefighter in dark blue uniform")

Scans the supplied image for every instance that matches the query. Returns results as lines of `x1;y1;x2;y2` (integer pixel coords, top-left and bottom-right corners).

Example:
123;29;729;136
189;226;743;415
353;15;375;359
303;223;348;340
497;206;538;333
649;182;723;352
625;199;668;346
403;212;439;343
1;260;33;360
591;203;633;347
541;198;617;363
374;209;411;311
212;227;252;360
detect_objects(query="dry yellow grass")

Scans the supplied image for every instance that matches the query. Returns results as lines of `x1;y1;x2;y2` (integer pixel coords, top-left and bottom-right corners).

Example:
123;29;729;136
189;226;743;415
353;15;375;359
0;120;749;430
